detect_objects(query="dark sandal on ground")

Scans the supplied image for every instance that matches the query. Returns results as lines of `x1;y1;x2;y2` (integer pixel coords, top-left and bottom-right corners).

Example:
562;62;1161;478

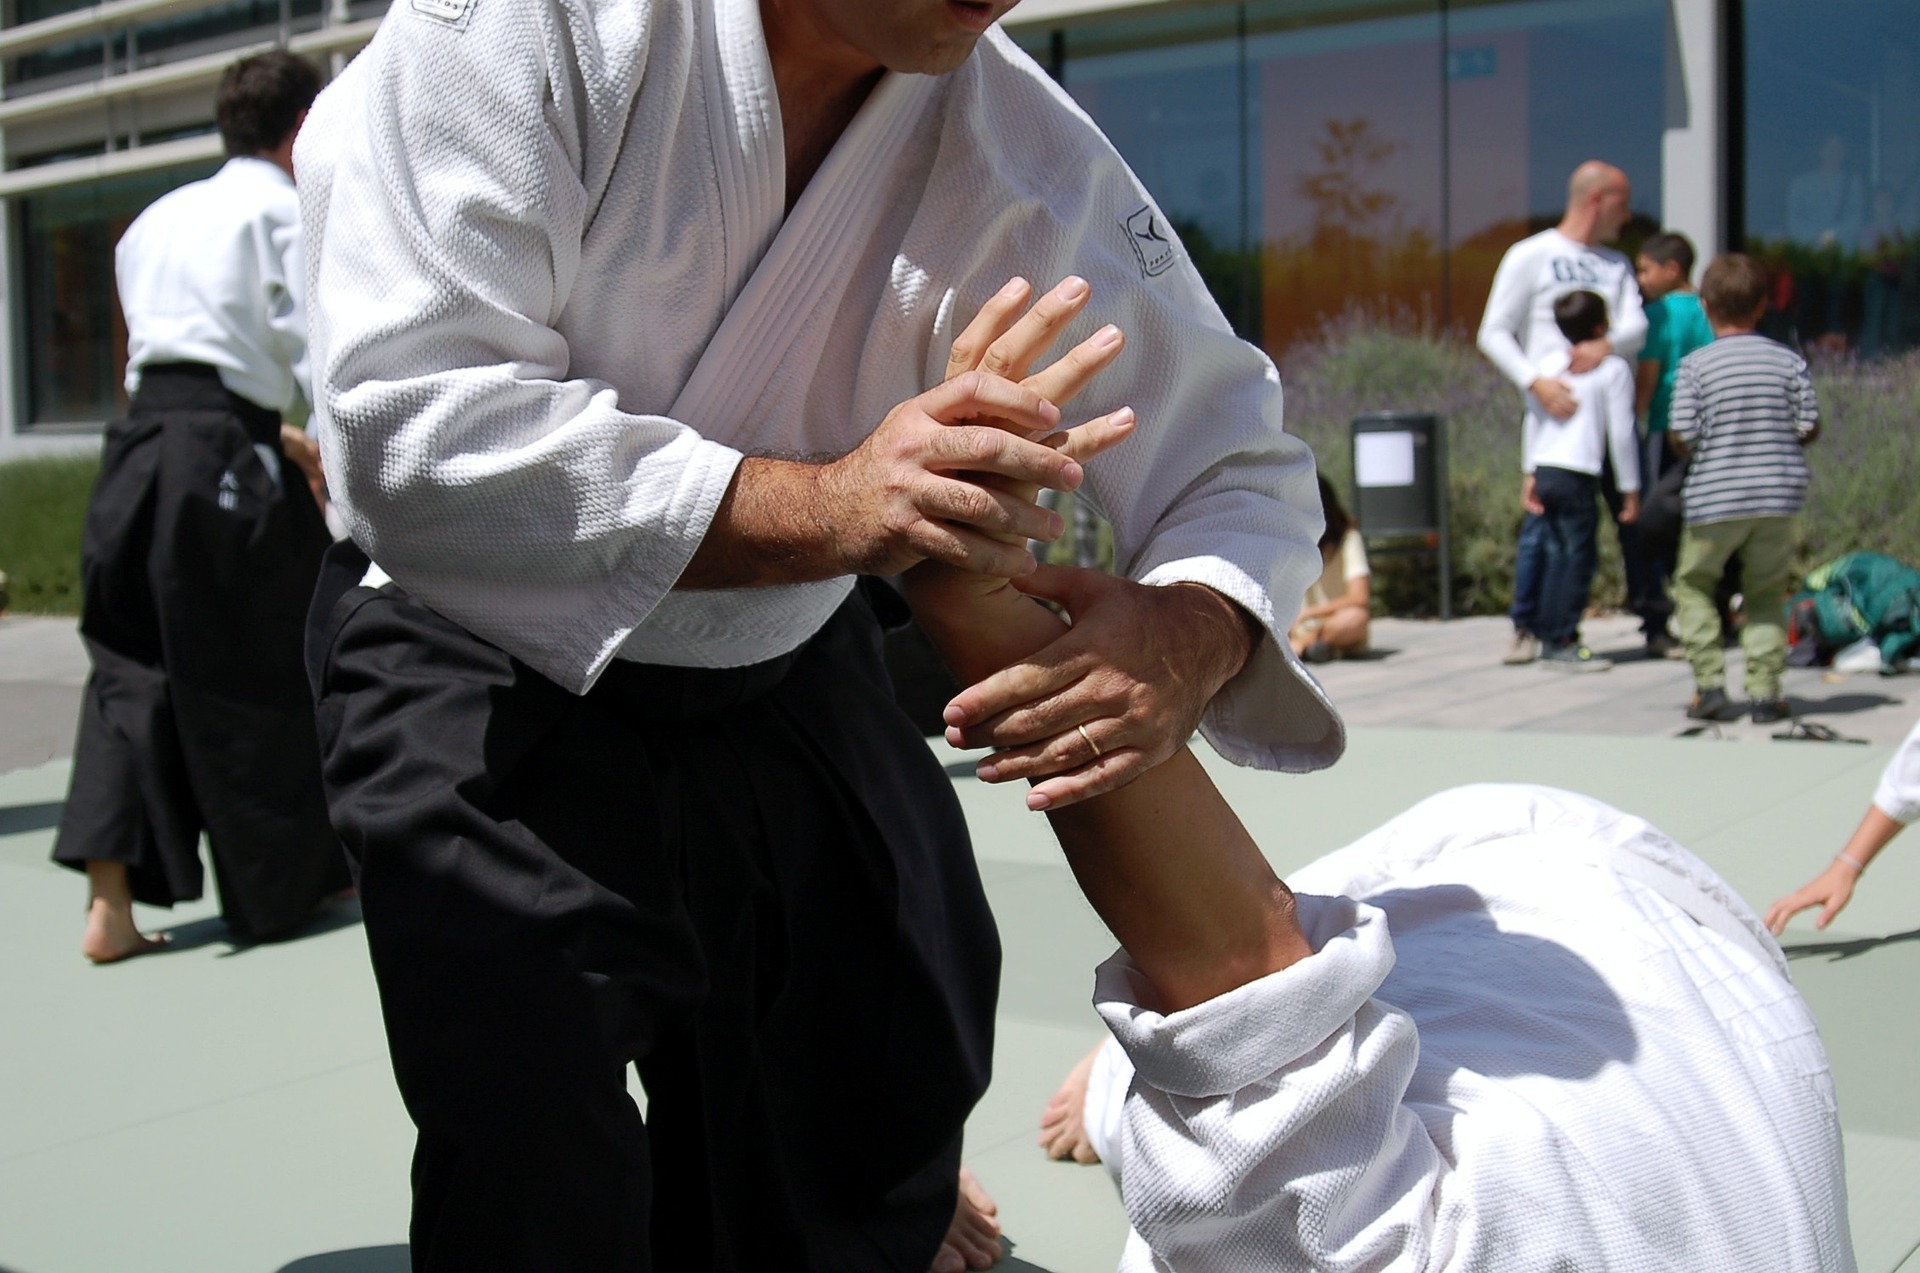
1749;698;1792;725
1771;720;1870;744
1686;688;1743;722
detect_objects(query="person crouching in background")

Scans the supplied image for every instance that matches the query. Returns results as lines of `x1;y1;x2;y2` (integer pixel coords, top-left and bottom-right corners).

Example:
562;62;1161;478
1290;475;1371;664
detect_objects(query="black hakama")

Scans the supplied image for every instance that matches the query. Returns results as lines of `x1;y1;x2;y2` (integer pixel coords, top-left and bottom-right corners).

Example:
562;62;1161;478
53;363;348;942
307;546;1001;1271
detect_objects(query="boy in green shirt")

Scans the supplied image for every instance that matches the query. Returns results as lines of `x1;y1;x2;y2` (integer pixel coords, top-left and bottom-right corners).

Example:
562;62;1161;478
1634;232;1715;656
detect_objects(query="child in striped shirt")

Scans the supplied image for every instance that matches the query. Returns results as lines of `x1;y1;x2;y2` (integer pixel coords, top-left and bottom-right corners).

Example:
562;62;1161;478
1670;254;1821;724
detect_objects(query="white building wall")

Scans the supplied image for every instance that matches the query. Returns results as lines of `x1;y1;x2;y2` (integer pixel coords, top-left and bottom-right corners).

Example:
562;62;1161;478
1661;0;1726;265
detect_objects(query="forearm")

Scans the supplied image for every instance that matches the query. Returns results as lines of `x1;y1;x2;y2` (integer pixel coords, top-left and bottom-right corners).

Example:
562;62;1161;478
679;456;842;589
905;565;1306;1010
1477;327;1538;391
1840;806;1905;871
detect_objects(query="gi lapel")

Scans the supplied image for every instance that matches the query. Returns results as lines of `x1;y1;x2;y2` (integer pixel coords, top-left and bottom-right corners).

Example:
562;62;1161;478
702;0;783;312
672;11;941;450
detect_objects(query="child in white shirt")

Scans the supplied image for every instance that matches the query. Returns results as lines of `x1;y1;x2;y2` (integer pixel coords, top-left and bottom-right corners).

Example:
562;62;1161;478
1521;290;1640;670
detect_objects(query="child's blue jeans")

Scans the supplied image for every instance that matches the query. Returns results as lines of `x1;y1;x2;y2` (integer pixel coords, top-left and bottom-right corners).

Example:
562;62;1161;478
1532;465;1600;648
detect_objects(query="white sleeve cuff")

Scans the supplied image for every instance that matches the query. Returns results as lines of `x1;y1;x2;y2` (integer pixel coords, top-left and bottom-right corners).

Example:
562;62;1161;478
1094;894;1394;1097
1137;560;1345;774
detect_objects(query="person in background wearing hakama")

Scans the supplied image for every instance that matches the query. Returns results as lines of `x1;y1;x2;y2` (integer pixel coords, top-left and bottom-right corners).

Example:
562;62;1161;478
295;1;1341;1269
53;51;347;964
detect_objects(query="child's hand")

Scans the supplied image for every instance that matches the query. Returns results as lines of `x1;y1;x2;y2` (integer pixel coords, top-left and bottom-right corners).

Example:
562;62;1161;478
1619;492;1640;524
1763;861;1858;935
1522;474;1544;516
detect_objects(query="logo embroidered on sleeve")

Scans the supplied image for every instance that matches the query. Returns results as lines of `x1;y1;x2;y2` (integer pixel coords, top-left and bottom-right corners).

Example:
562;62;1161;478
412;0;476;29
1123;206;1177;278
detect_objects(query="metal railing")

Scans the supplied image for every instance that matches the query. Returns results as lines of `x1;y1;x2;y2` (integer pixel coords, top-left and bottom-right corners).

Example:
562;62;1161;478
0;0;380;195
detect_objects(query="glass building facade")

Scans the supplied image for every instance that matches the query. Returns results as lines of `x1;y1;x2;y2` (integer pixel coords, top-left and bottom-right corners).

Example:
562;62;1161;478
1;0;1916;439
1741;0;1920;355
1008;0;1920;362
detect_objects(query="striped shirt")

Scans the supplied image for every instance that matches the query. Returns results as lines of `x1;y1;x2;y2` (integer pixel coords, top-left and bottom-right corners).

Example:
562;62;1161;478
1671;333;1819;525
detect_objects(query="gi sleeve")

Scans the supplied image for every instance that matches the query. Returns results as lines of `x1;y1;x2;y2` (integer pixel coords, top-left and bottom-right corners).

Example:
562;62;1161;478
302;4;742;693
1095;895;1464;1272
1476;242;1542;391
1872;717;1920;825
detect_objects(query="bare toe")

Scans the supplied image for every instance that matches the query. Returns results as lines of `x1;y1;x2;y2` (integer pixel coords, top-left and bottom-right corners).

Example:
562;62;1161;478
936;1166;1002;1270
1036;1041;1103;1165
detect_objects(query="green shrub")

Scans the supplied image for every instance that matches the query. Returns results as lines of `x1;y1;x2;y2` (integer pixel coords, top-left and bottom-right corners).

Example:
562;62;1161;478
0;453;99;615
1282;319;1920;616
1794;351;1920;572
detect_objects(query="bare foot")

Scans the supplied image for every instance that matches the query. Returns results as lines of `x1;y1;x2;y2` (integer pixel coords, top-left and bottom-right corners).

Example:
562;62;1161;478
81;897;168;965
930;1165;1001;1272
1037;1042;1103;1165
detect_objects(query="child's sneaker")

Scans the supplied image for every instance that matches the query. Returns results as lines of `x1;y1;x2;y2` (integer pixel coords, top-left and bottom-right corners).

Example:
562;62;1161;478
1686;688;1742;721
1502;631;1541;665
1540;643;1612;671
1645;632;1682;660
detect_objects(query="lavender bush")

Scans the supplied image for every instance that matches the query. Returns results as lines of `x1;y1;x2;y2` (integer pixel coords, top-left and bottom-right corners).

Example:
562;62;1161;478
1281;318;1920;617
1796;350;1920;571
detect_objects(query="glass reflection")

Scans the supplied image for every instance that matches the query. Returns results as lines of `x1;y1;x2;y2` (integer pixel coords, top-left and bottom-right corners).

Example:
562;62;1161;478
1011;0;1669;361
1744;0;1920;356
19;164;221;426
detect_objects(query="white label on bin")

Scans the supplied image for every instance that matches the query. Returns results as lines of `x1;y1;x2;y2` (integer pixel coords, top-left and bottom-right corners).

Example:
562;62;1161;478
1355;431;1416;487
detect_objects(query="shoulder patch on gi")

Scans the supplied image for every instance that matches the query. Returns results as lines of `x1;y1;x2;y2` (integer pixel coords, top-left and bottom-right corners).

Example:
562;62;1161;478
1123;205;1177;278
411;0;476;30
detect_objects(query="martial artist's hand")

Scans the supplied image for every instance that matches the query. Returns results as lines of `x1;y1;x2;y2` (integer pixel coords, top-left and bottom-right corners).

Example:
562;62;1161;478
946;275;1125;414
280;423;329;509
818;372;1086;577
688;373;1085;587
943;565;1255;811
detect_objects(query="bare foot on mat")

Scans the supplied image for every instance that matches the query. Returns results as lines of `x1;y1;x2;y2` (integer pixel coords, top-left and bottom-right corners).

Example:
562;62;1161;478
1037;1041;1103;1165
81;899;169;964
931;1165;1002;1271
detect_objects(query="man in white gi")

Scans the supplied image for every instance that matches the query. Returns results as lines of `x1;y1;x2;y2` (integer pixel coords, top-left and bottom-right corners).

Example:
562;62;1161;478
1479;161;1651;667
54;50;346;962
296;0;1341;1268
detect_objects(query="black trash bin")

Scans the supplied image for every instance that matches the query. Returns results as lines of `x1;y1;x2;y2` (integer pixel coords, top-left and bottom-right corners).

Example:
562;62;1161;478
1349;412;1451;619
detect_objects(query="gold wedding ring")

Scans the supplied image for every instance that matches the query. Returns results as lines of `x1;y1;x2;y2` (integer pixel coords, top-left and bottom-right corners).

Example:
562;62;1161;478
1077;724;1102;758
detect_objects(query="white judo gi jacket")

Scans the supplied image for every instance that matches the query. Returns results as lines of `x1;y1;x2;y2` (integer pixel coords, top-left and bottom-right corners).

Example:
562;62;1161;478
296;0;1341;771
1086;786;1854;1272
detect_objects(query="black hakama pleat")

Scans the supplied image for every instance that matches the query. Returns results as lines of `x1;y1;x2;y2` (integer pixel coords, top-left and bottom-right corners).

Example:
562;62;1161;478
52;363;348;942
307;547;1000;1272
